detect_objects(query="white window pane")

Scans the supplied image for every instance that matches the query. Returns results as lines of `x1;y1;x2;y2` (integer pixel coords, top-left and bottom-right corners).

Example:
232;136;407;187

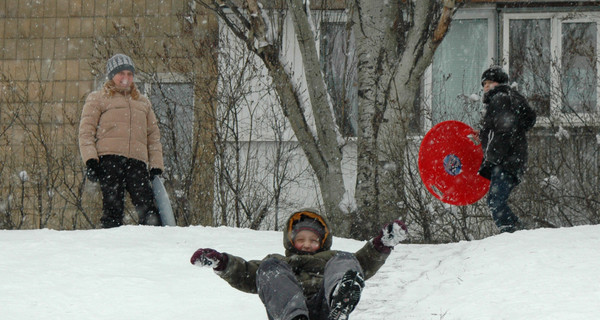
431;19;488;127
561;22;597;114
320;22;358;137
509;19;551;116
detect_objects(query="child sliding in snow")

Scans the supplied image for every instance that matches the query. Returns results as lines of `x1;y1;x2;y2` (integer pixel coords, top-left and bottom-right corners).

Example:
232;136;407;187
190;209;408;320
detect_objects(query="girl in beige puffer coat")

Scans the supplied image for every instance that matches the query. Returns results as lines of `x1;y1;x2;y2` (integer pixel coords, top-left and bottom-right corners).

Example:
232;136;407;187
78;54;164;228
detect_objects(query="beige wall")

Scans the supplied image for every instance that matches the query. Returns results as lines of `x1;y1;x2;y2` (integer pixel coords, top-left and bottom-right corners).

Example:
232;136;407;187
0;0;217;229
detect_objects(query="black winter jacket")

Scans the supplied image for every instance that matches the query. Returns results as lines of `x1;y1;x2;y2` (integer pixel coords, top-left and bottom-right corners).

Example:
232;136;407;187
479;84;536;180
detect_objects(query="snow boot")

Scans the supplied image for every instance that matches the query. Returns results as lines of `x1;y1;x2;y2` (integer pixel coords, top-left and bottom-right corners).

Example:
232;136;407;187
500;219;529;233
328;270;365;320
291;316;309;320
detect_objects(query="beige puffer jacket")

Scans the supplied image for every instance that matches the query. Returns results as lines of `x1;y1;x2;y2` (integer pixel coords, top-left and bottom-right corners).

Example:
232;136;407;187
78;87;164;170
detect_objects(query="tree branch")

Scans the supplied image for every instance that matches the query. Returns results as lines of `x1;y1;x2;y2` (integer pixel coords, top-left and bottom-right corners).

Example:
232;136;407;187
433;0;455;43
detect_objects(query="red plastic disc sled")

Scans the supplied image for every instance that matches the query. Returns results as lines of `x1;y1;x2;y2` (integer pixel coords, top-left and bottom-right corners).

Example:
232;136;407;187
418;120;490;206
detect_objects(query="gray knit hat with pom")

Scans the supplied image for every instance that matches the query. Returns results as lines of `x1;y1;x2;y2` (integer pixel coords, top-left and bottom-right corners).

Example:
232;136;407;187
106;54;135;80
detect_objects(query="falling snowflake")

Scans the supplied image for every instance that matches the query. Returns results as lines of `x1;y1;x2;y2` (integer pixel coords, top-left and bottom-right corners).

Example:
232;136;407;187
19;171;29;182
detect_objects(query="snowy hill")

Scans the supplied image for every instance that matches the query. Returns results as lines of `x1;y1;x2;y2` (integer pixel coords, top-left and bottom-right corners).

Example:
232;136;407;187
1;225;599;319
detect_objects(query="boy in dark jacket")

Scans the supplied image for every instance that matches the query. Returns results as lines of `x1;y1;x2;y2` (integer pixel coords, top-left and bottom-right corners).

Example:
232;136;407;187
478;66;536;233
190;209;408;320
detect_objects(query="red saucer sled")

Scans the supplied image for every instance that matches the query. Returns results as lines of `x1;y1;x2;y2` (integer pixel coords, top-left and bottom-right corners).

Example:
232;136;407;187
418;120;490;206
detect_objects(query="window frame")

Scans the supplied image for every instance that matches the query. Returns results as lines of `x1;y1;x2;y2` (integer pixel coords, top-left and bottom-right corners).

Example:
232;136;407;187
503;11;600;126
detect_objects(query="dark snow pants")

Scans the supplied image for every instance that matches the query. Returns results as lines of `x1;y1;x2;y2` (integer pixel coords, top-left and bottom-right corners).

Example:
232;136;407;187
487;167;520;231
256;252;363;320
98;155;161;228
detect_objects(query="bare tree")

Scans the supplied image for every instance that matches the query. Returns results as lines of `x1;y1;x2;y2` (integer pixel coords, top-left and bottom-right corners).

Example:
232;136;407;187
0;76;21;229
196;0;458;239
0;67;96;230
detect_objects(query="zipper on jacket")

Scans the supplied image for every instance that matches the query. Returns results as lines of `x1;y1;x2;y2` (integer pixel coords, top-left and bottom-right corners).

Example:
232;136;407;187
128;96;132;157
484;131;494;159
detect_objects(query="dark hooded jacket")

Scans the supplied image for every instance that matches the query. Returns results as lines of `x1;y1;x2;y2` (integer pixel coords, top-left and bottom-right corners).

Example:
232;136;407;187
479;84;536;180
214;209;390;299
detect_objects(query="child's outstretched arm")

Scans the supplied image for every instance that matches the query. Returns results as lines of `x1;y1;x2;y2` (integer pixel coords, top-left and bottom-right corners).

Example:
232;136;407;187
354;220;409;280
190;248;261;294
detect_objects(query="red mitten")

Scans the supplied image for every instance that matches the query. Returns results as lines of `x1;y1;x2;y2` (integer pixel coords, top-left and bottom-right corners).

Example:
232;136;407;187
190;248;228;271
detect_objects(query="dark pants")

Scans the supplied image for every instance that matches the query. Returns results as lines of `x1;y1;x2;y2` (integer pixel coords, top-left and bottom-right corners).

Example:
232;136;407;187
487;167;520;231
256;252;363;320
98;155;161;228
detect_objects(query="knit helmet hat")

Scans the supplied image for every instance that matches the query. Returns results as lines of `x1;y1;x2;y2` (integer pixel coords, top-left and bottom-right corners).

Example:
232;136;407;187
292;217;326;241
106;54;135;80
481;66;508;86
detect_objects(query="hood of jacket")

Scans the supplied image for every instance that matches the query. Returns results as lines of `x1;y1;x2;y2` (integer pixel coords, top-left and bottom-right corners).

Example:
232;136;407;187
283;208;332;256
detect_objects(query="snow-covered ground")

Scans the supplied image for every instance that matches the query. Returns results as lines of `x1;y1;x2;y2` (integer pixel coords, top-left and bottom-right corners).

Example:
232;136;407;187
1;225;599;319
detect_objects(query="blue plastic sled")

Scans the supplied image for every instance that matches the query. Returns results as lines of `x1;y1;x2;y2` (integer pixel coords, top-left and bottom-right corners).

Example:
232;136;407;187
152;176;176;226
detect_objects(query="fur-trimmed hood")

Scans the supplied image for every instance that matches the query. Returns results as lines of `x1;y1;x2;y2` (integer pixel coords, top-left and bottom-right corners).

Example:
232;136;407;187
283;208;332;256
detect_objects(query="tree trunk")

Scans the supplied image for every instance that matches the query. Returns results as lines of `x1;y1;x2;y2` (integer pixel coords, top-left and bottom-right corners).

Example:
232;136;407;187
286;0;348;232
351;0;401;239
350;0;457;239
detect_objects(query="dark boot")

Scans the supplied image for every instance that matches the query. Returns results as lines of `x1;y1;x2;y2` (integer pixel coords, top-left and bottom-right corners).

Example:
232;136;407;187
499;219;529;233
101;216;122;228
328;270;364;320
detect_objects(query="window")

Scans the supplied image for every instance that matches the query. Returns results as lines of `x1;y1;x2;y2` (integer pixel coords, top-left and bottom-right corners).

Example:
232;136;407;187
138;76;195;176
504;12;600;123
561;22;597;114
424;9;497;130
319;15;358;137
507;18;552;117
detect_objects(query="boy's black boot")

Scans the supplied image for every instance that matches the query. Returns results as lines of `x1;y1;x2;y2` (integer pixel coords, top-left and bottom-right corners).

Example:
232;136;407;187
328;270;365;320
291;316;309;320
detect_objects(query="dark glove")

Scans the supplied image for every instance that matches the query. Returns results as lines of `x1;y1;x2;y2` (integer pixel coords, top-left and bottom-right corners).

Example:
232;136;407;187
85;159;100;183
190;248;228;271
478;162;492;180
149;168;162;178
478;160;500;181
372;220;408;254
